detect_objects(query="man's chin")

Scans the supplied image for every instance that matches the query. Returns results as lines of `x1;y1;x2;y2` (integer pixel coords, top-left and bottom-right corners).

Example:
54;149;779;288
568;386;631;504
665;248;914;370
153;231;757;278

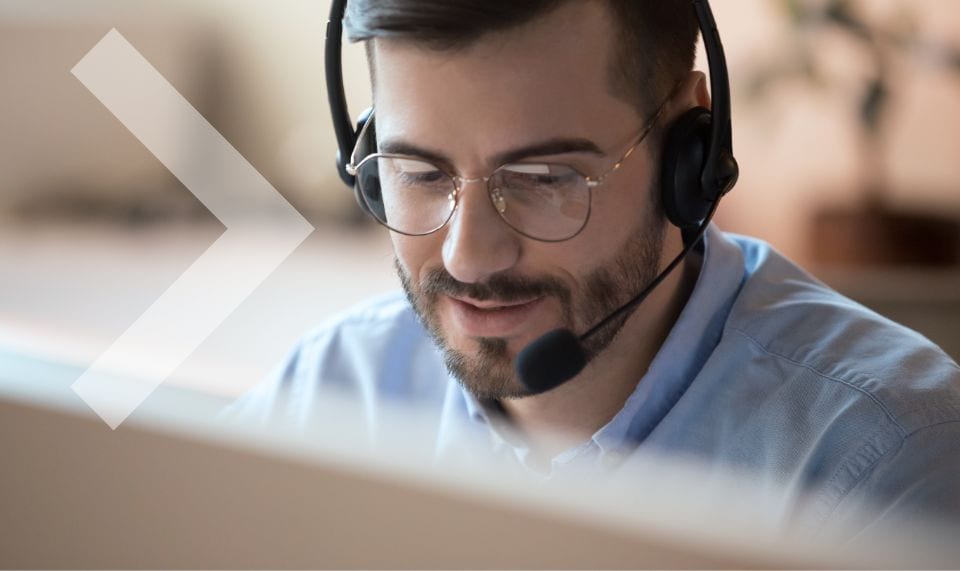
437;335;532;400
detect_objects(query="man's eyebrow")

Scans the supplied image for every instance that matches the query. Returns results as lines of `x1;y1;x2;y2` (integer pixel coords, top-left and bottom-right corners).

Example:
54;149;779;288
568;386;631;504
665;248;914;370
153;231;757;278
377;140;451;166
377;137;606;168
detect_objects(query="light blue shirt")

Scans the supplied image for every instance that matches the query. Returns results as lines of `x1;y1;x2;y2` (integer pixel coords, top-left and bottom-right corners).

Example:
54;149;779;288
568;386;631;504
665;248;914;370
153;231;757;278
229;225;960;534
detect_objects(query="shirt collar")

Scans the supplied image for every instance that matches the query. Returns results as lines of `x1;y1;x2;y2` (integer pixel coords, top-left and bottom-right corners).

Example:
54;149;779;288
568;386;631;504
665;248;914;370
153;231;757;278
461;387;487;424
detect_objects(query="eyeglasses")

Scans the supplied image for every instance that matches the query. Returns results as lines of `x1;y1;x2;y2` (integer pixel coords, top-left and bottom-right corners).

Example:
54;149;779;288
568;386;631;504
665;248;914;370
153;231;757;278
346;99;669;243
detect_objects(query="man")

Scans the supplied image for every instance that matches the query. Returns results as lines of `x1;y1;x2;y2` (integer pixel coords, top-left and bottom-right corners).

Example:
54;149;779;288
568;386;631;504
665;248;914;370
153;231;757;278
231;0;960;534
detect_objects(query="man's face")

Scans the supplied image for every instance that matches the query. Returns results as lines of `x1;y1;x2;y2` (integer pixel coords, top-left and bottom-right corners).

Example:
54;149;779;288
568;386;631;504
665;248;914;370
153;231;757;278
372;2;668;399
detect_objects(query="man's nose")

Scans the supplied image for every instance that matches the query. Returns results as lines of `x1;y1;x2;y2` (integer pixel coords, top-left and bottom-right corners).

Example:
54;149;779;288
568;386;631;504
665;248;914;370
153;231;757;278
442;179;521;284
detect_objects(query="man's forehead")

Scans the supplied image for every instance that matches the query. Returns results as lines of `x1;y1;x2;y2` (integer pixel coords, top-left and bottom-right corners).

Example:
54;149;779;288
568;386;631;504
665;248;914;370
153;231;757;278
368;6;635;125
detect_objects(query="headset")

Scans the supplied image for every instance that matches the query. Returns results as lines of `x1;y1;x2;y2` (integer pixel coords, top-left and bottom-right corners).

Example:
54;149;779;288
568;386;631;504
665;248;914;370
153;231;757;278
324;0;740;393
325;0;737;230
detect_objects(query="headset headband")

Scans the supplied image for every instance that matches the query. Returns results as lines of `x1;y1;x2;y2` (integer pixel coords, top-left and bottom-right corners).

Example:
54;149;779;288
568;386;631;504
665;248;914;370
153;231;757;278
325;0;736;198
325;0;353;185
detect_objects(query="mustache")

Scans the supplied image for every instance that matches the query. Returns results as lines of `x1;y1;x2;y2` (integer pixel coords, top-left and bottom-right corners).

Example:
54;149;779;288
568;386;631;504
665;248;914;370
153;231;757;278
418;267;570;305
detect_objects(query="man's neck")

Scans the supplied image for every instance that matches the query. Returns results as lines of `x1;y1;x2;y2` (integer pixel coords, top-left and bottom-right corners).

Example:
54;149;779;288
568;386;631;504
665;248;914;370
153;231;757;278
499;237;702;458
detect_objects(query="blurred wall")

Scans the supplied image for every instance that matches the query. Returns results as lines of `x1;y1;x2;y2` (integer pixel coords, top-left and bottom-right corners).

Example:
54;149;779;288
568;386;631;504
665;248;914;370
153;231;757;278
0;0;369;225
713;0;960;264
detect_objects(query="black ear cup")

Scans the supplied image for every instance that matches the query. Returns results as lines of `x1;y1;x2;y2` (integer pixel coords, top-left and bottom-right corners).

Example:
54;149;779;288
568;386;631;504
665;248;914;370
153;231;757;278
660;106;716;229
354;158;385;221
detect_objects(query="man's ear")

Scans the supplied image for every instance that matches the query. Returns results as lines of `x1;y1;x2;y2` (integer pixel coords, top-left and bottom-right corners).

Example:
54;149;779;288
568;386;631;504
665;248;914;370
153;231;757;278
692;71;710;109
678;71;709;109
664;71;710;124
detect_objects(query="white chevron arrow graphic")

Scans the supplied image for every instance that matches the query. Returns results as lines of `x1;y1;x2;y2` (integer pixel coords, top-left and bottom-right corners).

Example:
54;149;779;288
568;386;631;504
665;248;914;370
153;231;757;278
70;29;314;429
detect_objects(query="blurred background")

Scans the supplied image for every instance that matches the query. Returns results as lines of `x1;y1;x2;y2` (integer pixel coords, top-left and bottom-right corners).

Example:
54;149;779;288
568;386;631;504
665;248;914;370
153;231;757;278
1;0;958;397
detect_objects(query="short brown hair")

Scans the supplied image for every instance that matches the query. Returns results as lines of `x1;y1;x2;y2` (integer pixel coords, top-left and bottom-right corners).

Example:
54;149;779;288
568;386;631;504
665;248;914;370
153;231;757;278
343;0;699;117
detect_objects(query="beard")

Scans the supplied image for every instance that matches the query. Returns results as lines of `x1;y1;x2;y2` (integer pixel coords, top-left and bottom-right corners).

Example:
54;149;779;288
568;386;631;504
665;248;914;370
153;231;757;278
397;215;667;401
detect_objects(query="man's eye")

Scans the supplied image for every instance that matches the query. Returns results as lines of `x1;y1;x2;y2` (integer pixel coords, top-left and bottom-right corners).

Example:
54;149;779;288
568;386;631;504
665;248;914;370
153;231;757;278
529;174;564;186
389;158;447;186
399;171;445;184
501;166;571;189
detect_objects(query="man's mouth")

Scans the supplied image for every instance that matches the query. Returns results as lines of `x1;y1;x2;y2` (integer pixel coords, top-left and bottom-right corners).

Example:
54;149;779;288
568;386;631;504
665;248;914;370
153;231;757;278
445;295;546;338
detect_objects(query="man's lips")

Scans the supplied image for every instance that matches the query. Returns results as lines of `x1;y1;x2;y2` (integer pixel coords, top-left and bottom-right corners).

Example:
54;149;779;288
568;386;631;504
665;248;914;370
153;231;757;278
448;295;538;310
445;295;546;337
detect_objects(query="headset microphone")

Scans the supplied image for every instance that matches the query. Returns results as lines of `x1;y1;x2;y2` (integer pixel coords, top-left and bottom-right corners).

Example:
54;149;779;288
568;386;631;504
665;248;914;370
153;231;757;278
515;201;719;395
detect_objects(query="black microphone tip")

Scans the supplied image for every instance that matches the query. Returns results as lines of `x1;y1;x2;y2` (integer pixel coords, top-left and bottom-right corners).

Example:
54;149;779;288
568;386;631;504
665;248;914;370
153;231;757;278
515;328;588;395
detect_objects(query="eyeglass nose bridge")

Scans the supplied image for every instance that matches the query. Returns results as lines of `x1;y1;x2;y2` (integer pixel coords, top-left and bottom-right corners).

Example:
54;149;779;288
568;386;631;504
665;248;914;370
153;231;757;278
452;174;492;187
450;173;508;216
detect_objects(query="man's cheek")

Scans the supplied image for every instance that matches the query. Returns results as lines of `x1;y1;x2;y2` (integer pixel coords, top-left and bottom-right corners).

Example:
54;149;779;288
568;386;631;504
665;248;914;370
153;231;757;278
393;234;441;275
